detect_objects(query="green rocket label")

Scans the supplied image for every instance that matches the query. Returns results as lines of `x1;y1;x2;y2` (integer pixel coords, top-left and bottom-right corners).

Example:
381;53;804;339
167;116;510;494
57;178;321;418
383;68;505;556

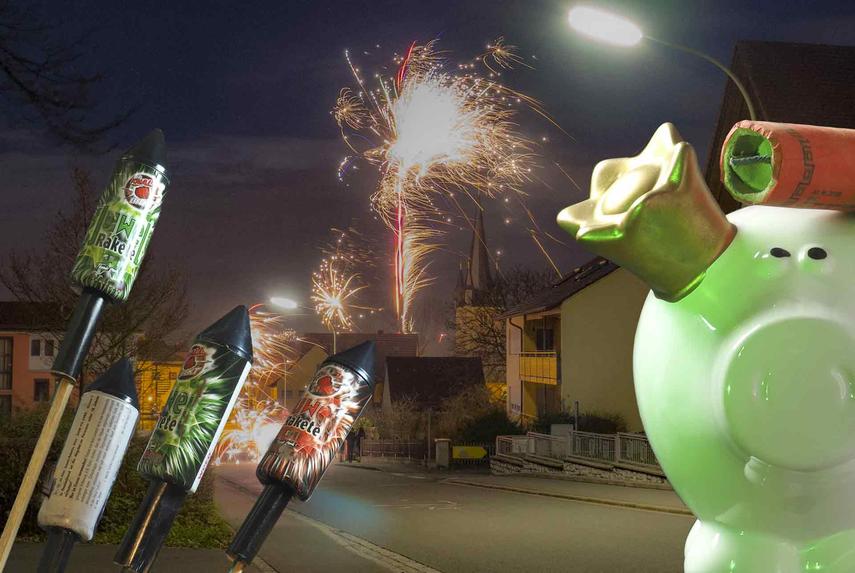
138;342;251;492
70;162;166;302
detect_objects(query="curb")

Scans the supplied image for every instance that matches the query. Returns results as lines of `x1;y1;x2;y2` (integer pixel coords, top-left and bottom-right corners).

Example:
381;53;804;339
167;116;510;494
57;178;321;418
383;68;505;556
442;478;694;516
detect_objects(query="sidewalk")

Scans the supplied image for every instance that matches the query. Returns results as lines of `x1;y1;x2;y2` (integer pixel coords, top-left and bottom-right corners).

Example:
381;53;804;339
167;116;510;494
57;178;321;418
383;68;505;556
6;542;269;572
442;473;692;515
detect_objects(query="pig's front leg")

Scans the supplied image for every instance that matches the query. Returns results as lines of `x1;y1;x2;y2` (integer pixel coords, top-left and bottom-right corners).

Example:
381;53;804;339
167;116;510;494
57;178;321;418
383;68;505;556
684;520;799;573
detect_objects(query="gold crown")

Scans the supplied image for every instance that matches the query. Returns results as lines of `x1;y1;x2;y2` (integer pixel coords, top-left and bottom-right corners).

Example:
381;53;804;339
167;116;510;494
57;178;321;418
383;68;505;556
557;123;736;302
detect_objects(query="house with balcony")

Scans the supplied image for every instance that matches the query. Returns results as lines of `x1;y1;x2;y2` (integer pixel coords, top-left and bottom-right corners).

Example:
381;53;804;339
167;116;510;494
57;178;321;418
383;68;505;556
502;258;649;431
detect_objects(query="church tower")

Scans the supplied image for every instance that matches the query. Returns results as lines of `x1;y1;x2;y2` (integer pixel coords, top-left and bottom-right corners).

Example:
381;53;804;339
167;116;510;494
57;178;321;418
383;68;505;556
456;202;493;306
454;200;506;402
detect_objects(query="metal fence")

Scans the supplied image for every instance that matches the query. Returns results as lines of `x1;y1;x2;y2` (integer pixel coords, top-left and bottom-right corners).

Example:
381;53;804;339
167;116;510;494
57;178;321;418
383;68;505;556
495;431;660;470
571;430;616;462
616;432;659;466
361;439;426;460
528;431;567;460
496;435;528;456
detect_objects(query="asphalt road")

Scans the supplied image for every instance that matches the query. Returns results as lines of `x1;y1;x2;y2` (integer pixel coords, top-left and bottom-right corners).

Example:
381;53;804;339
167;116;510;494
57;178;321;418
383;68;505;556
215;463;693;573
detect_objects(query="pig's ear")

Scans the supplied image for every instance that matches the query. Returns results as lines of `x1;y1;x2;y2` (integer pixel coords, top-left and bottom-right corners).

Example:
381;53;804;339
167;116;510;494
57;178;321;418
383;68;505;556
557;123;737;302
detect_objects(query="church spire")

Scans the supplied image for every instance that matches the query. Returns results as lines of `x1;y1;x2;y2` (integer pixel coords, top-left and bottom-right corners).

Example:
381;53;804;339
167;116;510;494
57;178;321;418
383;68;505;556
467;200;492;292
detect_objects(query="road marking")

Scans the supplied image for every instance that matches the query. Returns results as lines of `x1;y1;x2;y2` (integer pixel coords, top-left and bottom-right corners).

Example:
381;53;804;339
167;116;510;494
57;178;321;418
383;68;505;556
285;509;444;573
441;478;693;517
218;474;443;573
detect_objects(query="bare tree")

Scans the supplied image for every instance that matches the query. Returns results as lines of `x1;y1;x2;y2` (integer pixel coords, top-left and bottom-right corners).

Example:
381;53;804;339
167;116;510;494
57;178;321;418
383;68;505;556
0;1;132;149
0;168;188;385
453;267;555;381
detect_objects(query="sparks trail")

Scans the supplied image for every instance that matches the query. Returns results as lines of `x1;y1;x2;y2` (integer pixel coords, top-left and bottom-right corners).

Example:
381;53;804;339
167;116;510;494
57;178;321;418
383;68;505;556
334;40;540;333
216;308;292;464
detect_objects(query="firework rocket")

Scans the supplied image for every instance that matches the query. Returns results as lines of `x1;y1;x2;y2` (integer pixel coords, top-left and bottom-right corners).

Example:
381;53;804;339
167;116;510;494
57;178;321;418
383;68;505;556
0;130;168;570
114;306;253;573
226;341;375;572
36;358;139;573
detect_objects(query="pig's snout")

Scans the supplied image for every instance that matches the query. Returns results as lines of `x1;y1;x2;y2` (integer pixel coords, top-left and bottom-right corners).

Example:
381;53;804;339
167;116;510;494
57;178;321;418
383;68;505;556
722;316;855;471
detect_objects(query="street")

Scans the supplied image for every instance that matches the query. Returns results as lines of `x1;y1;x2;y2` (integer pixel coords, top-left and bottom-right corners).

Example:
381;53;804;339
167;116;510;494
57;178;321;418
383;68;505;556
215;463;694;573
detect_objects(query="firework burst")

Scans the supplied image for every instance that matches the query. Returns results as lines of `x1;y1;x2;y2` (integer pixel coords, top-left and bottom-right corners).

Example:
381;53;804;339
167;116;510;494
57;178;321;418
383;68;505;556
215;307;294;464
311;255;373;332
334;40;536;332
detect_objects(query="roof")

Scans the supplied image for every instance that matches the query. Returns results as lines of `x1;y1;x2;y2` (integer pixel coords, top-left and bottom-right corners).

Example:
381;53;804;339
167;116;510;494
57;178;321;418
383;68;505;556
296;331;419;382
0;301;66;331
705;41;855;212
384;356;484;408
500;258;618;318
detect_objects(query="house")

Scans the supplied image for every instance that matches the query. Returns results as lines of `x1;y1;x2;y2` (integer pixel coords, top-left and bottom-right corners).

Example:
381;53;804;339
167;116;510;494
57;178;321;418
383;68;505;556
135;342;184;431
275;331;419;409
382;356;485;411
502;259;649;431
501;40;855;432
0;301;67;417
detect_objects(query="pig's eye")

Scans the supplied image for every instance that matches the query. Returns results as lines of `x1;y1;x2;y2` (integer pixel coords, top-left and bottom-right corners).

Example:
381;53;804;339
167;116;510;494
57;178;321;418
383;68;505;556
807;247;827;260
770;247;791;258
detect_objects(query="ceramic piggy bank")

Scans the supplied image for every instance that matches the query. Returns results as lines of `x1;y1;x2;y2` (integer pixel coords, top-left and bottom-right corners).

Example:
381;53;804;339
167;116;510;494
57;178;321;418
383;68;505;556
557;123;855;572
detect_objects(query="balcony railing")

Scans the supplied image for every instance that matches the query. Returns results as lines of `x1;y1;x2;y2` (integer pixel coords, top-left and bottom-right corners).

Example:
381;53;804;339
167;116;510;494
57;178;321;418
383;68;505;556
518;351;558;385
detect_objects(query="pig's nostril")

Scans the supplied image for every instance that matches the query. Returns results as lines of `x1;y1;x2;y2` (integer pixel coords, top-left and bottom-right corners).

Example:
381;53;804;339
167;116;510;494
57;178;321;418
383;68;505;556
808;247;828;260
770;247;791;258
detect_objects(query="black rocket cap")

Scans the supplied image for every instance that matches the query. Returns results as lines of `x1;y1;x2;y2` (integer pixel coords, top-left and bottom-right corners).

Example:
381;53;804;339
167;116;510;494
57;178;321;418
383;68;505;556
325;340;375;386
197;305;253;363
123;129;168;177
85;357;139;410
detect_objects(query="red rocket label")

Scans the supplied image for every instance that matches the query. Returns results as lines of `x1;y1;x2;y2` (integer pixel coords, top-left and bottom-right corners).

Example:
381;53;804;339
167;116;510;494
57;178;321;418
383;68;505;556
257;363;372;500
123;172;163;210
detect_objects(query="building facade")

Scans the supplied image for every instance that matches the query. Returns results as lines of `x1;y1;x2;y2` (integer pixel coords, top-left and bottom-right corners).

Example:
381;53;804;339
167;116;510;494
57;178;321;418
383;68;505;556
503;259;649;431
0;302;65;418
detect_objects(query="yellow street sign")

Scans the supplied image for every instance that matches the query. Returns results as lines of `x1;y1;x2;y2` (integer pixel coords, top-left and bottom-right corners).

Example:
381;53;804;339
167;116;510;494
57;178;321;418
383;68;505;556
452;445;487;459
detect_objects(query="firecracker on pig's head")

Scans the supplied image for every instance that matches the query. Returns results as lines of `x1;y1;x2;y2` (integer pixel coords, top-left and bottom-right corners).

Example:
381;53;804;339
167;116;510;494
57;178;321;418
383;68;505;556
556;121;855;572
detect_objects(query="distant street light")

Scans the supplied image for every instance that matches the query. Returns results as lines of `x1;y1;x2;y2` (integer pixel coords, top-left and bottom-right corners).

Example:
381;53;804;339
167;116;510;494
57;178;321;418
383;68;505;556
271;295;337;354
269;296;299;310
567;5;757;120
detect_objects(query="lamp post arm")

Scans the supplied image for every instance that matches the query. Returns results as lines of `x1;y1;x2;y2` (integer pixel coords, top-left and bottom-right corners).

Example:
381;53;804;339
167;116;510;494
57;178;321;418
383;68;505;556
645;36;758;121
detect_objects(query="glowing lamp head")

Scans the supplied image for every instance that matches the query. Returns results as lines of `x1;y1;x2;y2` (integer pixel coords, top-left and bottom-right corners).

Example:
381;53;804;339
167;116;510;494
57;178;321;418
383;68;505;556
568;6;643;48
270;296;299;310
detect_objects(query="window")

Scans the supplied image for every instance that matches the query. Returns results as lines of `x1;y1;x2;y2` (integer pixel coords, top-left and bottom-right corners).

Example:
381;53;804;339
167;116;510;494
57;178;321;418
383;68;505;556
535;328;554;351
0;338;12;390
34;379;50;402
44;339;55;357
30;338;40;356
0;395;10;419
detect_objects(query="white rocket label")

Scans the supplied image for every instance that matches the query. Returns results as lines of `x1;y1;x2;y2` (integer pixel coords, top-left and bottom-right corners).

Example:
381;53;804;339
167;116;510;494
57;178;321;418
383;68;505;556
38;391;138;540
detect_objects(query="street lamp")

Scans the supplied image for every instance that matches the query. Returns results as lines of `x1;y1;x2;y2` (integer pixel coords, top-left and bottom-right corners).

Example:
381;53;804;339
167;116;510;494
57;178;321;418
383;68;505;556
567;5;758;121
270;295;336;354
269;296;299;310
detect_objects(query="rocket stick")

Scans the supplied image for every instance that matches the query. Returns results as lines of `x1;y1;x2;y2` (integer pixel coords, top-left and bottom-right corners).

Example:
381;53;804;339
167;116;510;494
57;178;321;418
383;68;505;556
226;341;375;572
115;306;253;573
0;130;168;571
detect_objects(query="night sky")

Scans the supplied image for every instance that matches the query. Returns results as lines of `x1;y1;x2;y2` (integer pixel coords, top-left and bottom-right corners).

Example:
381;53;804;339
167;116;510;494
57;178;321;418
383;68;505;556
2;0;855;341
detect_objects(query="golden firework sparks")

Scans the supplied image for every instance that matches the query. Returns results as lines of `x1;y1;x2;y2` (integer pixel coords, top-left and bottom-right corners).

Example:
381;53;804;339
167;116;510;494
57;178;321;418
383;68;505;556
335;40;536;332
215;307;294;464
311;256;372;332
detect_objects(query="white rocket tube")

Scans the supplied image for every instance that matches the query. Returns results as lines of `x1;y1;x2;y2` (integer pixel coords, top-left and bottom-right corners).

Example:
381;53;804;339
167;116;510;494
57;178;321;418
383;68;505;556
38;390;138;539
37;358;139;573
